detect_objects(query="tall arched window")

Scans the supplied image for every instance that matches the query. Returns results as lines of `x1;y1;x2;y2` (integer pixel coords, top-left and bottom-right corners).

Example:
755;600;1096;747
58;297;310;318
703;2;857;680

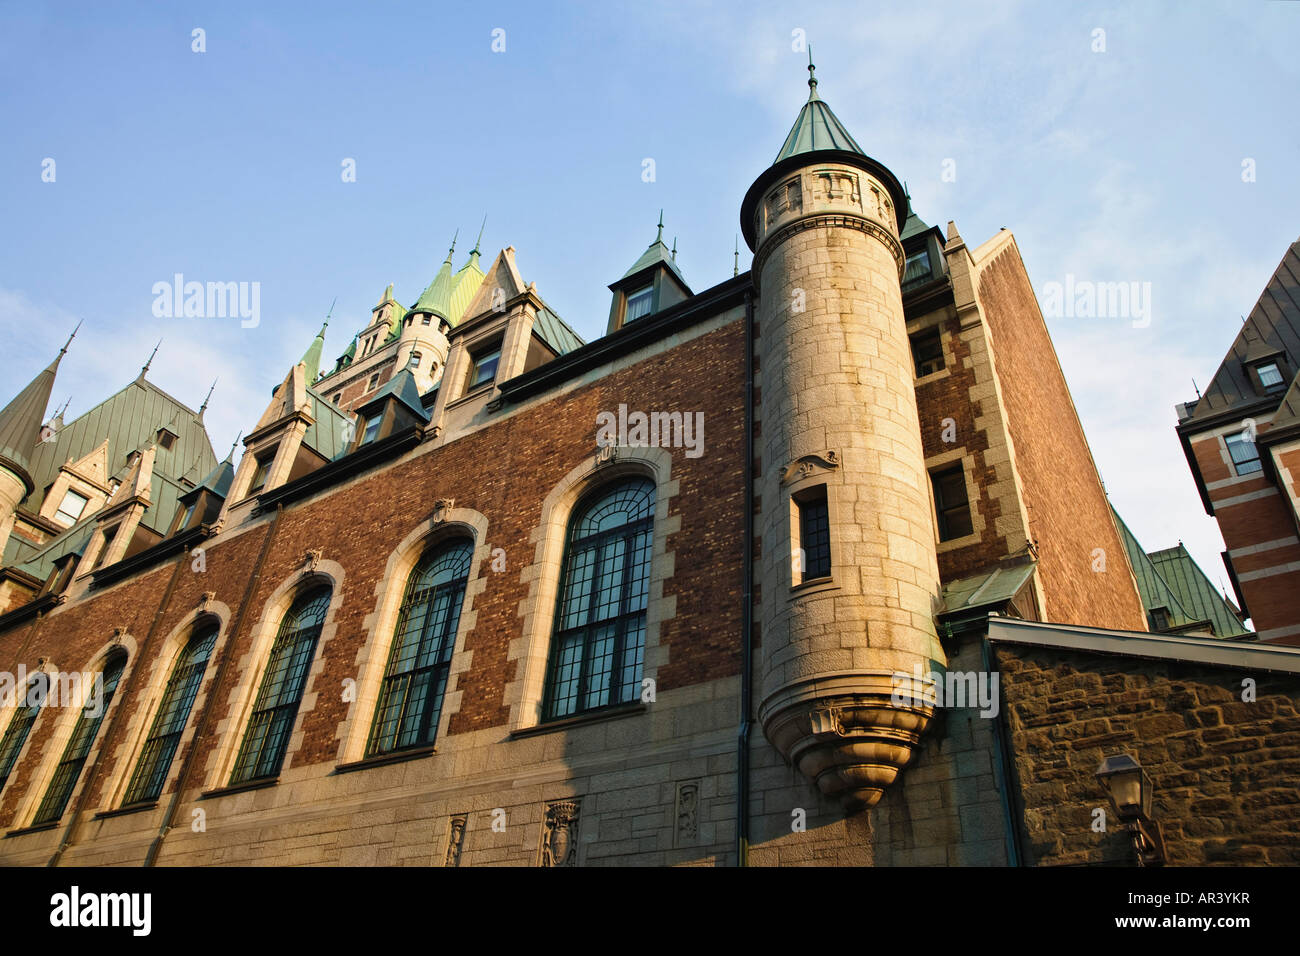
230;587;330;784
366;539;473;756
543;477;655;721
122;623;219;805
33;652;127;825
0;674;49;793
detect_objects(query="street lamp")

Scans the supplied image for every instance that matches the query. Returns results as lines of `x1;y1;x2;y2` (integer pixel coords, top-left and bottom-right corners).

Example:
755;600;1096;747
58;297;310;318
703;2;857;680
1096;754;1166;866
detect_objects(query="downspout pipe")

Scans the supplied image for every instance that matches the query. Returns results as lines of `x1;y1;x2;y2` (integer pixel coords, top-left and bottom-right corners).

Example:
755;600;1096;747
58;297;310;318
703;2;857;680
736;288;755;866
144;504;283;866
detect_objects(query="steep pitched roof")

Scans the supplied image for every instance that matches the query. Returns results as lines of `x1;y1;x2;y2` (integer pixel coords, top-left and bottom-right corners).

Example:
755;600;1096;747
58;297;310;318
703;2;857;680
300;322;328;383
1189;239;1300;423
448;249;487;326
1111;505;1196;629
773;64;865;163
354;368;430;423
412;238;459;320
0;348;64;490
1148;545;1251;638
13;374;216;520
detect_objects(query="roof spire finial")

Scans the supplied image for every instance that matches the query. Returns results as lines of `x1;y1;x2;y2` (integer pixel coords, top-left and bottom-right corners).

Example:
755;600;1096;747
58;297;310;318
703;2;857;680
671;236;677;260
56;395;72;419
473;216;487;256
656;210;664;244
807;44;819;99
734;235;740;277
226;431;242;461
59;320;81;358
445;229;459;263
1192;377;1202;399
139;339;161;379
199;378;217;418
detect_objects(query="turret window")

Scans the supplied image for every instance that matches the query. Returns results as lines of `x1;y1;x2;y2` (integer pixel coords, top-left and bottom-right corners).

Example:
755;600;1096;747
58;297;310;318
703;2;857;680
792;486;831;583
409;351;422;370
625;285;654;322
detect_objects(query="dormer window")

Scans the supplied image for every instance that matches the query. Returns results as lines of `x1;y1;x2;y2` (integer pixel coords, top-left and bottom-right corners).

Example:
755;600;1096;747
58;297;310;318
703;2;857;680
53;489;88;527
625;285;654;322
1257;362;1284;390
360;414;382;446
1244;351;1290;396
903;249;932;286
156;428;178;450
247;450;275;495
466;343;501;392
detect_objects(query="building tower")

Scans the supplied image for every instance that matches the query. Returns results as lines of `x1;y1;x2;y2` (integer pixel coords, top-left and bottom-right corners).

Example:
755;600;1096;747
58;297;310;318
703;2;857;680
0;332;72;554
742;61;946;809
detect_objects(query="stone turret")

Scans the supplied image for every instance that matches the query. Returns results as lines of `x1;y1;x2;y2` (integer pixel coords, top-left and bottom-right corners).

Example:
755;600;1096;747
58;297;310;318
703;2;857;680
742;61;946;809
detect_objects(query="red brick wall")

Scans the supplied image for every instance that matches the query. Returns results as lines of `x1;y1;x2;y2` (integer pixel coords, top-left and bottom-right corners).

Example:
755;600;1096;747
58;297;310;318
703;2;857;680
976;249;1147;631
0;320;745;820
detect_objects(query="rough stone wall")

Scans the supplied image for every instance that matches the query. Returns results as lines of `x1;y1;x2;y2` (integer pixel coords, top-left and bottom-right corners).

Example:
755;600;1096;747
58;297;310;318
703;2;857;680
976;248;1147;631
996;643;1300;865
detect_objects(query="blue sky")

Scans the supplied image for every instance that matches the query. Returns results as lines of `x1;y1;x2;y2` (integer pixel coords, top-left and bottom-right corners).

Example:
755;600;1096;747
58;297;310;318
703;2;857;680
2;1;1297;605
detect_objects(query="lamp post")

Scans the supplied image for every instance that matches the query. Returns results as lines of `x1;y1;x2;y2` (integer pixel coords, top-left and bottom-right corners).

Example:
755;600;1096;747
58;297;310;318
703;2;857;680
1096;754;1167;866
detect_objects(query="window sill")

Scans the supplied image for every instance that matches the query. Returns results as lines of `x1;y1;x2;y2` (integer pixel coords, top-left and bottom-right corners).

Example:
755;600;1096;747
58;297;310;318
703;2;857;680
446;384;495;410
4;821;61;838
510;702;646;739
94;801;159;820
334;744;438;775
936;531;982;554
789;576;839;599
199;776;279;800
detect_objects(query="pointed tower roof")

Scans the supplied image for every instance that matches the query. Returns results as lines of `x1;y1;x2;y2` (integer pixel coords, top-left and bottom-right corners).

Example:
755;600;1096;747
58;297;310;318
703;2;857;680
185;454;236;500
621;210;688;286
741;57;908;252
774;54;866;163
300;321;328;382
412;233;459;320
0;330;74;493
447;221;488;325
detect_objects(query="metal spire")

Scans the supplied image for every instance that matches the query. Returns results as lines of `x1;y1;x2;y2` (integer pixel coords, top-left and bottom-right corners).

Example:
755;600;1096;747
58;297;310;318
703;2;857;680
671;237;677;261
226;431;242;460
199;378;217;418
807;45;819;100
139;339;161;379
59;320;81;359
733;235;740;277
445;229;459;263
656;210;664;244
472;216;487;255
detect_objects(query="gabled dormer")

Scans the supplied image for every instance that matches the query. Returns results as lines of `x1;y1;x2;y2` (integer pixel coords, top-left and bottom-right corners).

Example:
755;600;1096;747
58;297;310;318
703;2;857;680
1241;337;1291;397
224;362;316;509
75;443;157;576
606;212;692;335
348;369;431;452
38;438;112;530
169;455;235;536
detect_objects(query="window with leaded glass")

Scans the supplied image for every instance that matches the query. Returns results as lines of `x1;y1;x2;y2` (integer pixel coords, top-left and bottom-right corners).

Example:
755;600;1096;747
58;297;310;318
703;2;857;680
0;675;49;792
366;540;473;756
33;653;127;825
230;587;331;784
543;478;655;721
121;625;218;805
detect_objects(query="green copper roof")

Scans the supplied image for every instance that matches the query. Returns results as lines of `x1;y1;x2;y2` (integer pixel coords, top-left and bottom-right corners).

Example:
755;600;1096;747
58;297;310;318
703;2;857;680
1111;505;1197;630
622;213;688;288
300;321;328;382
774;62;865;163
1148;545;1251;638
533;303;585;356
939;560;1037;616
448;251;487;326
900;208;930;241
184;455;235;501
0;346;64;489
355;368;430;423
412;235;459;320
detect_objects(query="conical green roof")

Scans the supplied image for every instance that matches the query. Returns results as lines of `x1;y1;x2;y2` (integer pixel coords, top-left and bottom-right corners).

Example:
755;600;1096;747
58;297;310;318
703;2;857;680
300;321;327;382
413;235;459;320
0;345;66;490
774;63;865;163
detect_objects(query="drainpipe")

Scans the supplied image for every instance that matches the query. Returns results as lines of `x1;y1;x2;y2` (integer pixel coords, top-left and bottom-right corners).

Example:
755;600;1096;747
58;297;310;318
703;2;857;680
47;541;189;867
144;504;282;866
736;288;755;867
982;633;1024;866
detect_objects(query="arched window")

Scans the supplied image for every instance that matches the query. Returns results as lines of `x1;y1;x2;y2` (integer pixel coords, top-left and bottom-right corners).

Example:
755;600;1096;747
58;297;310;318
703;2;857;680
230;587;330;784
33;652;127;825
367;540;473;756
121;623;219;805
543;477;655;720
0;674;49;792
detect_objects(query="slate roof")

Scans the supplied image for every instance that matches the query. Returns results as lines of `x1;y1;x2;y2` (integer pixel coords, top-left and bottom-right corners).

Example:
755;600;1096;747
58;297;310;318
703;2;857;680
1188;239;1300;424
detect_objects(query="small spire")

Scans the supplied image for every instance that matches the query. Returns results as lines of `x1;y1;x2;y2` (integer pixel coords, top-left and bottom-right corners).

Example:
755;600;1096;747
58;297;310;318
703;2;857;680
445;229;459;263
671;237;677;261
55;395;72;419
733;235;740;277
1192;377;1202;399
472;216;487;255
139;339;161;379
59;320;81;359
807;45;819;100
226;431;242;460
656;210;664;244
325;296;337;322
903;180;911;199
199;379;217;418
